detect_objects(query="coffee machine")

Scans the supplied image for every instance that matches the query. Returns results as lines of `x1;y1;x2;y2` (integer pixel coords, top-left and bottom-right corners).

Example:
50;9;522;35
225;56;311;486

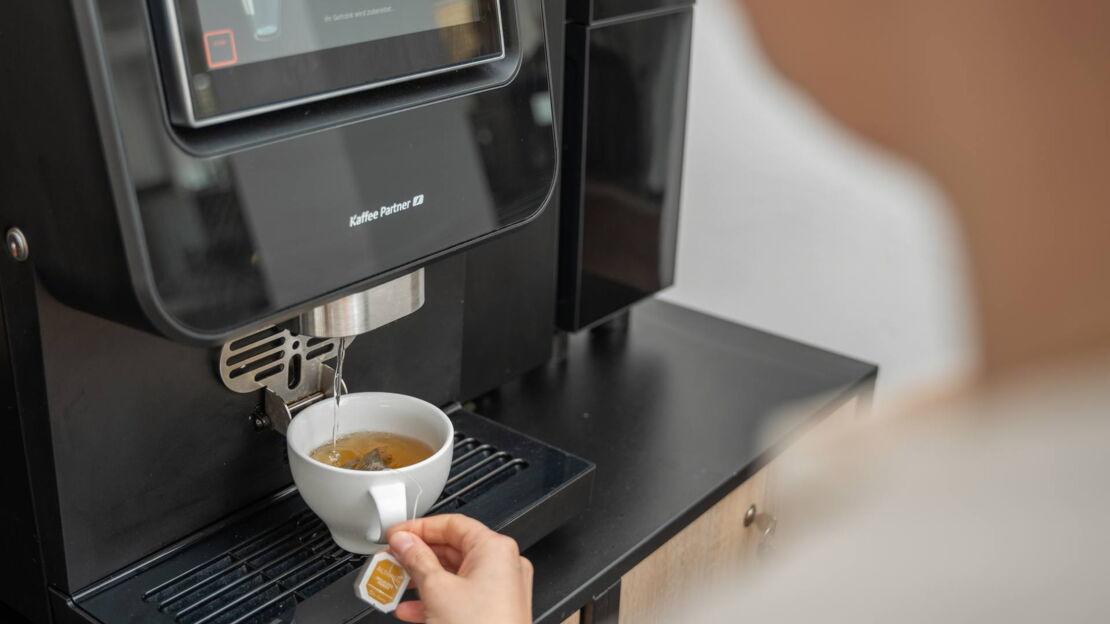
0;0;694;622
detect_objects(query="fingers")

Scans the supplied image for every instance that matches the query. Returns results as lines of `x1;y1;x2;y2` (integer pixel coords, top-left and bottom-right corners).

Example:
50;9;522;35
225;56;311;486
388;531;448;588
519;556;533;591
428;544;464;573
387;521;531;623
519;555;532;586
387;514;496;555
393;600;427;623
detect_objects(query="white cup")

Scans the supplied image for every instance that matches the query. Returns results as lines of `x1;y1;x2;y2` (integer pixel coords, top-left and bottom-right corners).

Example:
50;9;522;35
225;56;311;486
287;392;454;554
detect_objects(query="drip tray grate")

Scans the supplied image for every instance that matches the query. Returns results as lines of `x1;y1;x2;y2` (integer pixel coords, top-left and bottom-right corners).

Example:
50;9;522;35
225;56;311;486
77;410;594;624
142;430;527;624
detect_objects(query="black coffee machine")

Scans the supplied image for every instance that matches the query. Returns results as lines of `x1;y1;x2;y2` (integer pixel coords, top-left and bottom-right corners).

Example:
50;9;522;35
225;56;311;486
0;0;693;622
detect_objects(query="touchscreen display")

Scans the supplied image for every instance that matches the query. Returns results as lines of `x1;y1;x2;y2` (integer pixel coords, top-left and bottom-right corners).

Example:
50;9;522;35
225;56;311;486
196;1;483;70
161;0;505;126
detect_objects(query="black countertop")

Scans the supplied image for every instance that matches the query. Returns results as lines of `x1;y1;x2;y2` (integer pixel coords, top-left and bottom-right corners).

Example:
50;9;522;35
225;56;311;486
474;299;877;623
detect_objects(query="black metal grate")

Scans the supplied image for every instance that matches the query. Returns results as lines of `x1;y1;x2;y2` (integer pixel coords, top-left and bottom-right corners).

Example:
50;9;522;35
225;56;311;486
142;431;527;624
430;433;528;514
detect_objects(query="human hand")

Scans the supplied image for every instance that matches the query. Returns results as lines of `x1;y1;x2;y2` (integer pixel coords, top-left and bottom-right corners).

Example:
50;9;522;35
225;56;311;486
386;514;533;624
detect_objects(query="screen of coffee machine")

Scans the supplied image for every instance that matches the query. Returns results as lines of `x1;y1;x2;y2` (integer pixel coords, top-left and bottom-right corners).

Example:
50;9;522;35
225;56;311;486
158;0;505;126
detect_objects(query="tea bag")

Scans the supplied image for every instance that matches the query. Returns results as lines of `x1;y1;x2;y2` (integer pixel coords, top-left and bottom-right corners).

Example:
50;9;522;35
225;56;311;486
357;448;392;471
337;447;393;471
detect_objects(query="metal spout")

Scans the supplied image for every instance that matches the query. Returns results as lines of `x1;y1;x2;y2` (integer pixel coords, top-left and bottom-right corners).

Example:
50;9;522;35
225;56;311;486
299;269;425;338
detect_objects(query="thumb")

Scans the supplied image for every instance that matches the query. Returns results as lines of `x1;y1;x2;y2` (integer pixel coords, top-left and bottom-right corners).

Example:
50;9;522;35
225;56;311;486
389;531;447;587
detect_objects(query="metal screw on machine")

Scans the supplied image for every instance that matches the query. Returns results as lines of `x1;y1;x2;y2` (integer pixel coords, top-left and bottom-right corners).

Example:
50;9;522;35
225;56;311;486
252;413;271;431
6;227;29;261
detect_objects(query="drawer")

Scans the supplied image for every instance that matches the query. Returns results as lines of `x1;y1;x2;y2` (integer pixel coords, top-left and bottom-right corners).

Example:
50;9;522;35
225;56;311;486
618;467;772;624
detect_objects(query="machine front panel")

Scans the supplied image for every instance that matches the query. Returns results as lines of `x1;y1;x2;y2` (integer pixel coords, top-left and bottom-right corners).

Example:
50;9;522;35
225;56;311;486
94;0;556;339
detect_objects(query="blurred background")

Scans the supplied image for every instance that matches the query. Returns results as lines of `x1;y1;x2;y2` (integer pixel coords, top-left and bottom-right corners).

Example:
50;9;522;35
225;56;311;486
659;0;975;405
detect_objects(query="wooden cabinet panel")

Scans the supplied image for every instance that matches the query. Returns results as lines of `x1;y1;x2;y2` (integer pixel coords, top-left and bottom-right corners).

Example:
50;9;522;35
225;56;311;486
763;395;861;548
608;393;869;623
618;469;769;624
561;612;581;624
616;393;867;623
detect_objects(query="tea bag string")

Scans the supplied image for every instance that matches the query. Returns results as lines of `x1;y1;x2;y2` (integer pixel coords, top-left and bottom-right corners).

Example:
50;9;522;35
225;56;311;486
373;463;423;546
385;463;424;524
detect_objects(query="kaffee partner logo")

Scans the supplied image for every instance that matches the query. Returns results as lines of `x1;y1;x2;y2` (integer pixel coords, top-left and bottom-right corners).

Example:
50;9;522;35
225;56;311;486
350;193;426;228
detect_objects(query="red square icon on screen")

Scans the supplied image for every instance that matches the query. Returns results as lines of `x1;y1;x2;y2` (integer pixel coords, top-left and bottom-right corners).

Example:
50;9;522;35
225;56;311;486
204;30;238;69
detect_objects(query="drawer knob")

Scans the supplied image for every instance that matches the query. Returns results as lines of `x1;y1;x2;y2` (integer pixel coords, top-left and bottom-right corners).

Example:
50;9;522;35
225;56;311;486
744;504;758;527
744;504;778;556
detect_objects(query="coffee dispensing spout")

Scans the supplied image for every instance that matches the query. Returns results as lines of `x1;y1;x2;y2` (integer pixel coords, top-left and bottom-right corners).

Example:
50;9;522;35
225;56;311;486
298;270;425;339
218;270;425;434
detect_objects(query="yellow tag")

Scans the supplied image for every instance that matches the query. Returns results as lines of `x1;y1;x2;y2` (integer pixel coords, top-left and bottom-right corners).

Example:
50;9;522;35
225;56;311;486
354;552;410;612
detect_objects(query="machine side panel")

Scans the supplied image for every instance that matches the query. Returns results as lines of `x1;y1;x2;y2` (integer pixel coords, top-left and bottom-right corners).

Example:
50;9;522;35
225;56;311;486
557;9;693;331
461;0;566;399
0;276;54;623
556;24;591;330
0;0;151;335
0;0;83;594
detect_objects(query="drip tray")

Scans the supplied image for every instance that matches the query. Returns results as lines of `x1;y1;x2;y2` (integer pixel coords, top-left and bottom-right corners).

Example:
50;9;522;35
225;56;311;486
74;410;594;624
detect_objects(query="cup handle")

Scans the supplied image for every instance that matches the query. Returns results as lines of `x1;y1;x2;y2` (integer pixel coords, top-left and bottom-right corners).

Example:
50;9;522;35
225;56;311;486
367;482;408;544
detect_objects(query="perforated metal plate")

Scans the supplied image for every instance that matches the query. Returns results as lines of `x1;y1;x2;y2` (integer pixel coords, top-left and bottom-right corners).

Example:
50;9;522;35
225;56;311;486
218;326;343;403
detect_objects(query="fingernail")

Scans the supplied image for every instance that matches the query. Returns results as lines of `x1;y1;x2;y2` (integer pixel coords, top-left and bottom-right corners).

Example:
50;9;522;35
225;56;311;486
390;531;415;555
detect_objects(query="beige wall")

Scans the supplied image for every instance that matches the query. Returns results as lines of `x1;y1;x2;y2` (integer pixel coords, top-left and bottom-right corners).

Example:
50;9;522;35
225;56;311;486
659;0;974;404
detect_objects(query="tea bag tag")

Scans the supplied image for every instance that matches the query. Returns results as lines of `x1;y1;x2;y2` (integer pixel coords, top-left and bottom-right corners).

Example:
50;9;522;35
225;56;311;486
354;551;410;613
353;460;422;612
